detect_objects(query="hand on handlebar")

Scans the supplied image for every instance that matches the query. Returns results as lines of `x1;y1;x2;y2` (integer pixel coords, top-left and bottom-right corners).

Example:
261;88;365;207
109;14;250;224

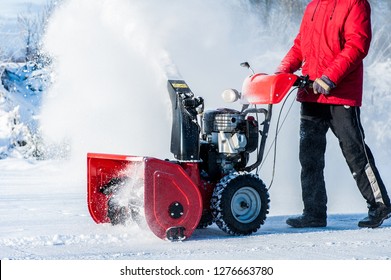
313;75;336;95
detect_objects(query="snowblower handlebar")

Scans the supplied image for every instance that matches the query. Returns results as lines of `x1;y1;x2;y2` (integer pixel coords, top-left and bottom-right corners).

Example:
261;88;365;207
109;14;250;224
294;75;313;89
241;73;314;105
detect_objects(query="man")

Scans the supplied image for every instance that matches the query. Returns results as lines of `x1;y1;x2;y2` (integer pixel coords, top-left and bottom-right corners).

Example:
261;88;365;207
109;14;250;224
277;0;391;228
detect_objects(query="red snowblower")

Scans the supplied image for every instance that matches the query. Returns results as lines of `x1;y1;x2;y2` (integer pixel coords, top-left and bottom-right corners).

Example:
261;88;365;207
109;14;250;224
87;62;310;241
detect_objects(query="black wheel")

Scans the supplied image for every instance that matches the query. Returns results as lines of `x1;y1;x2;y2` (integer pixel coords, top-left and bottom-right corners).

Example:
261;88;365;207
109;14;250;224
211;172;270;235
197;211;214;229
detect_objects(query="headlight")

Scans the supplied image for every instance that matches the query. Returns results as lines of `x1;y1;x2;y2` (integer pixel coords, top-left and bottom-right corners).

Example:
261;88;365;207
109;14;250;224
221;88;240;103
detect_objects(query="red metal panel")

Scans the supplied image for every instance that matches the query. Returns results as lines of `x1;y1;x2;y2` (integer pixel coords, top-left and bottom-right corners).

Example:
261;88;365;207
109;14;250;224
87;153;142;223
241;73;298;104
144;158;203;240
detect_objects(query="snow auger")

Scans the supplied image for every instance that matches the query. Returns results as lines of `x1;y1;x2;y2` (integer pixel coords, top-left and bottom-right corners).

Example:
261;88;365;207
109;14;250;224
87;63;311;241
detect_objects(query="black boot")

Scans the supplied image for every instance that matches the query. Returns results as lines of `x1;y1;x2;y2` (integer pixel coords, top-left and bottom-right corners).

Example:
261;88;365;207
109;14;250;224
286;214;327;228
358;203;391;228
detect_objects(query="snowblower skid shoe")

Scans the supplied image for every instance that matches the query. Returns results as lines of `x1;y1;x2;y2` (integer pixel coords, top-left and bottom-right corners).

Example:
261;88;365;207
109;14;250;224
87;153;203;241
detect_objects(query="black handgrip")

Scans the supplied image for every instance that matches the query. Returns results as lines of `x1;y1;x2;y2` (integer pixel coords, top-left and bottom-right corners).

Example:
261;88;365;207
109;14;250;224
294;75;313;88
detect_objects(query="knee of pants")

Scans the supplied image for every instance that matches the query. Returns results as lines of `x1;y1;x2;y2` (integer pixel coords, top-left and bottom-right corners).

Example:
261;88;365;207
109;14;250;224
299;120;327;168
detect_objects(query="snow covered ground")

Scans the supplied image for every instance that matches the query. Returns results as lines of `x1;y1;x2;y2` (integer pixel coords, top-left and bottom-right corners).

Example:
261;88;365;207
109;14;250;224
1;158;390;261
1;157;391;277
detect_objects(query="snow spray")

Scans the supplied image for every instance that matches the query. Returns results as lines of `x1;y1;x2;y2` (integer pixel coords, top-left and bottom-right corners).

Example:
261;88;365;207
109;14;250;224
40;0;270;159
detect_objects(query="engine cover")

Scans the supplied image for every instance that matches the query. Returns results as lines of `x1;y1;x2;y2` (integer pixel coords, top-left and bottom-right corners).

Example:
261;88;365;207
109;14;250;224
203;108;244;134
203;109;248;155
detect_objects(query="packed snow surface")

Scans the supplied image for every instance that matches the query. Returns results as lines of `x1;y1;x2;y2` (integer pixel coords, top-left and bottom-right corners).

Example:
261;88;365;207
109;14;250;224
1;159;390;260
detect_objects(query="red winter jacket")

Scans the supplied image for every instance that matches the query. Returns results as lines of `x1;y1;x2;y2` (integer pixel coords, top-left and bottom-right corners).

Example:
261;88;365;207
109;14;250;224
277;0;372;106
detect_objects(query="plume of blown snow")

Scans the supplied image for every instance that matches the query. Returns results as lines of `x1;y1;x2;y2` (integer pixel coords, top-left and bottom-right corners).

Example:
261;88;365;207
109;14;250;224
40;0;275;176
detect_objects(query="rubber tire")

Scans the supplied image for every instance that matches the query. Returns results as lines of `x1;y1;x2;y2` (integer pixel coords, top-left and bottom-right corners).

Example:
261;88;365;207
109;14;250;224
196;211;214;229
211;172;270;235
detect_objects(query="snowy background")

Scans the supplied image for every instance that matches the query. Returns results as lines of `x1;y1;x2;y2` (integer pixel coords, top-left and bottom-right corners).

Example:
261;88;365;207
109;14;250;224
1;0;391;261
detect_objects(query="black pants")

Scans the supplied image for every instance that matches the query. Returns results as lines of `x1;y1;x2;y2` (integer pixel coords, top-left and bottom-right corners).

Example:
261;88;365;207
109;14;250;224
299;102;390;218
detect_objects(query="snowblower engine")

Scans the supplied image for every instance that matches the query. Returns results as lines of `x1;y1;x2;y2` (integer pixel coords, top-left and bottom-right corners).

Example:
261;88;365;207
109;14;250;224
167;80;259;180
200;108;258;178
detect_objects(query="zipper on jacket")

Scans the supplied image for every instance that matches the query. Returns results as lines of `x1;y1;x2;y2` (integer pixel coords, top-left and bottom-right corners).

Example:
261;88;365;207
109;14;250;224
311;0;321;21
330;0;337;20
314;1;329;76
312;0;337;21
